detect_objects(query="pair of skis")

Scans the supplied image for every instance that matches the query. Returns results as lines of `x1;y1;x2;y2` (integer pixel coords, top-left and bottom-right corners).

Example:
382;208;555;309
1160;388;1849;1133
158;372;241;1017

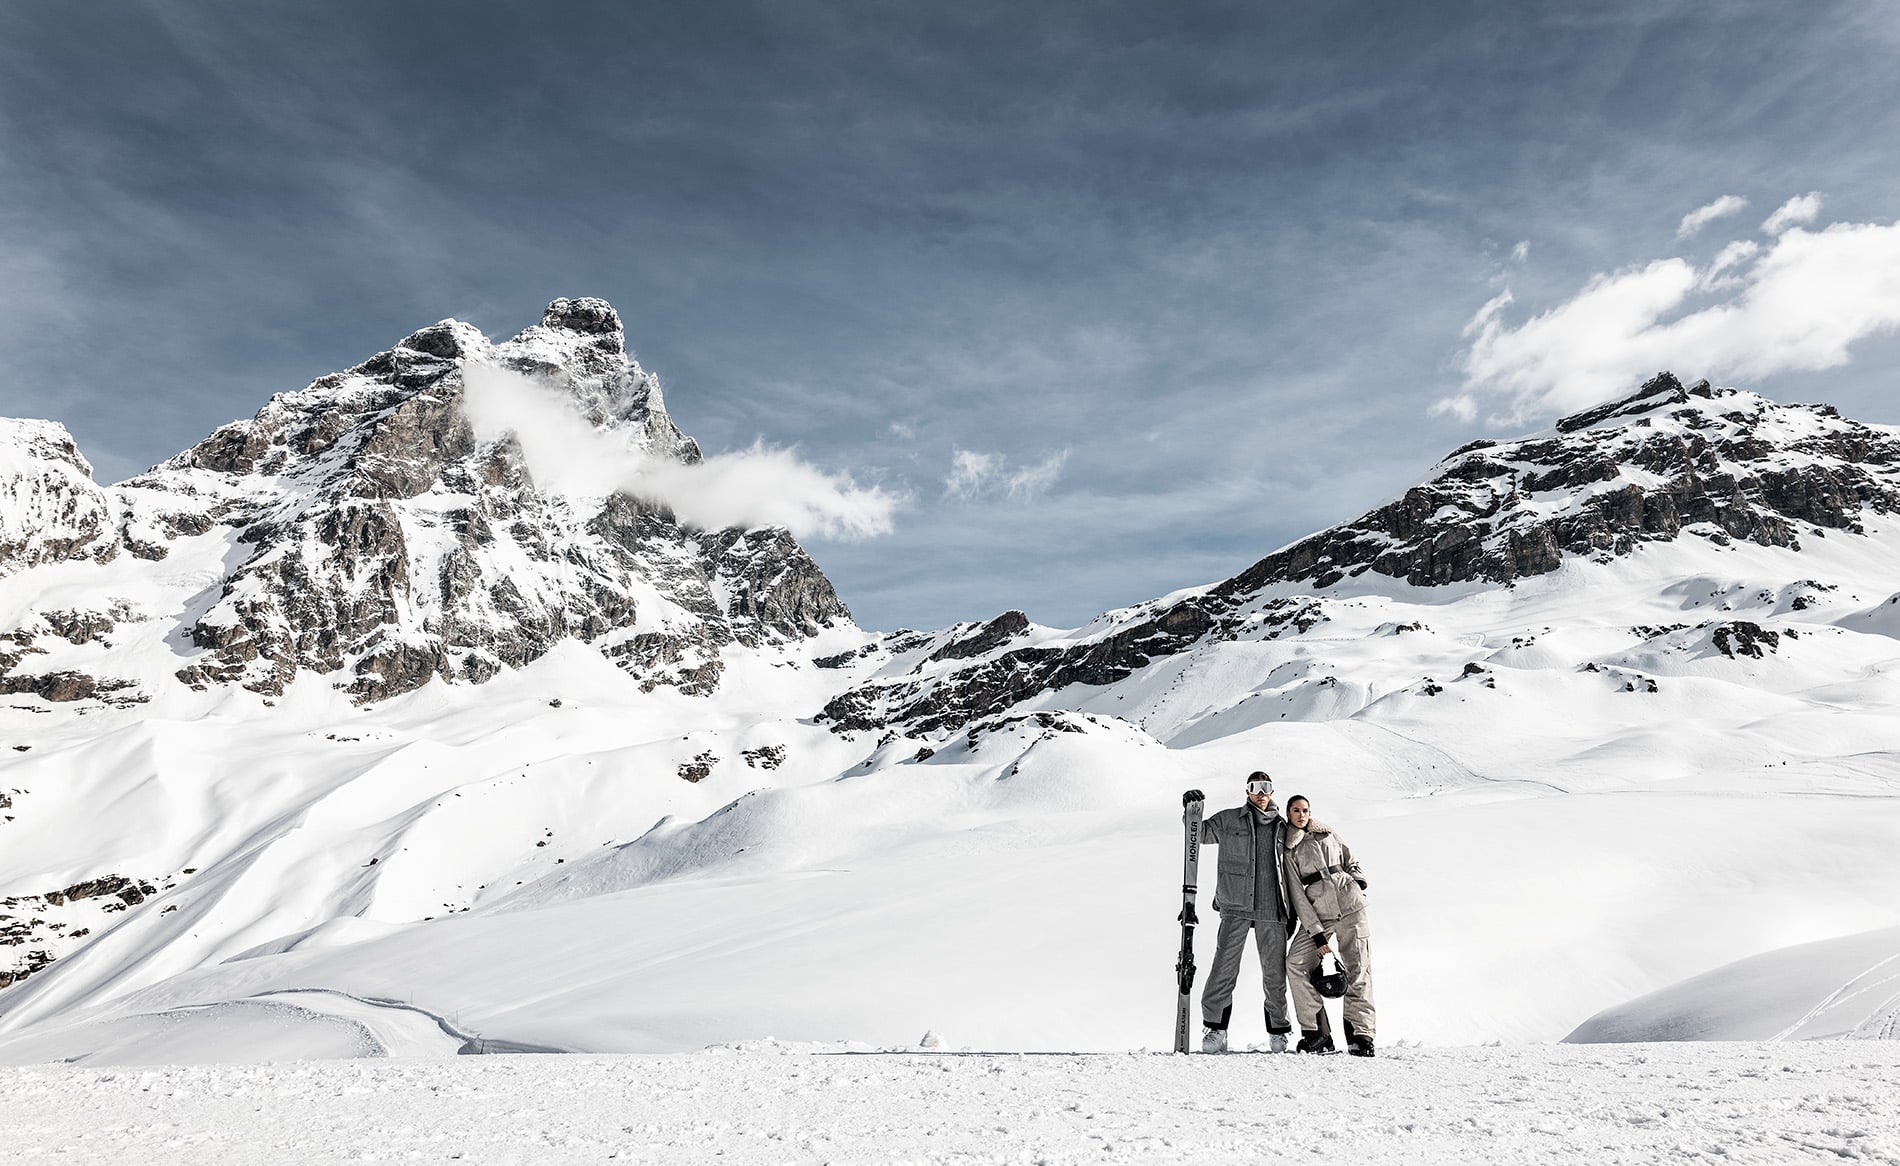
1174;790;1203;1053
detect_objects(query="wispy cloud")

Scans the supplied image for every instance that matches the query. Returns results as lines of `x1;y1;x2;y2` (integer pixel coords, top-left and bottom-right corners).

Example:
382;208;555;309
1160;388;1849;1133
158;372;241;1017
943;448;1070;503
1437;205;1900;425
463;363;900;540
1675;195;1747;238
1761;192;1822;235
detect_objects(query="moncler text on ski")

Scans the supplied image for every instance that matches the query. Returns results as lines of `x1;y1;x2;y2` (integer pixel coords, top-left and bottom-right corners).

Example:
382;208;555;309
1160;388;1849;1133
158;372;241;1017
1175;789;1204;1053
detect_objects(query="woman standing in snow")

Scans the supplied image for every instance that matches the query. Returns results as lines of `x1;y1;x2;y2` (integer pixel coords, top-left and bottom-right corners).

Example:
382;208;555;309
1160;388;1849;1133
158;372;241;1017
1283;795;1376;1056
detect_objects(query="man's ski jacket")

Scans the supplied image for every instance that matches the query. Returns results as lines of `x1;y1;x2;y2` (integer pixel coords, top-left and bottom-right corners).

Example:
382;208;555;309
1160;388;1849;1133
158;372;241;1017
1201;806;1295;921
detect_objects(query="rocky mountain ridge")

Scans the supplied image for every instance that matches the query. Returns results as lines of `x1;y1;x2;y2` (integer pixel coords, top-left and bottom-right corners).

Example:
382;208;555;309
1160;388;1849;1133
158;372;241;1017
821;373;1900;736
0;298;852;705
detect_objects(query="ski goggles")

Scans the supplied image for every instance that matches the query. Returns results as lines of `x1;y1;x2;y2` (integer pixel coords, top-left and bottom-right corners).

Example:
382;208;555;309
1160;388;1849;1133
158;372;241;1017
1246;779;1274;796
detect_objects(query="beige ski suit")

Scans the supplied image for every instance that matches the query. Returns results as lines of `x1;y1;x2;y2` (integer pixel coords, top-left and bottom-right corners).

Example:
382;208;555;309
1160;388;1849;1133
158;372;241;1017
1284;818;1375;1042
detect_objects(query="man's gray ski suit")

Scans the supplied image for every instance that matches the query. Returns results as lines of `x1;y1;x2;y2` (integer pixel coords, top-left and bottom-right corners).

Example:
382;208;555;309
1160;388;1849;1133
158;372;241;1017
1198;804;1296;1035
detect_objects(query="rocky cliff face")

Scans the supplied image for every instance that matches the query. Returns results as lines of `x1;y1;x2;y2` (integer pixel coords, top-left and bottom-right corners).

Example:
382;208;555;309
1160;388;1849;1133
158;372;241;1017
823;373;1900;736
1219;372;1900;593
0;298;852;703
0;420;118;577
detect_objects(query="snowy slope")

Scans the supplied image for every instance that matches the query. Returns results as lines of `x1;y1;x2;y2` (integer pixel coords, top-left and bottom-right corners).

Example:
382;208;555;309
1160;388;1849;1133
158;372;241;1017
1568;926;1900;1043
5;361;1900;1062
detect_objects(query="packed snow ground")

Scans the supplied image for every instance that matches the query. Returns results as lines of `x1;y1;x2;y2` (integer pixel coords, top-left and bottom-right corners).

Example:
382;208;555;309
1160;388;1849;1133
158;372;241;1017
4;1042;1898;1165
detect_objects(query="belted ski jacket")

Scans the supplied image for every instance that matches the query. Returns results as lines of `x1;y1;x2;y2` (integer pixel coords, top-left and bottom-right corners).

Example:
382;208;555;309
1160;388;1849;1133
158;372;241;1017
1201;806;1295;921
1283;818;1368;940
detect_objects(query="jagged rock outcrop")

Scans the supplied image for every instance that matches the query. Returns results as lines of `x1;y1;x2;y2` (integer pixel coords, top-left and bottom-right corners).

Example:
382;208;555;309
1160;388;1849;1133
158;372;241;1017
821;596;1323;736
1220;374;1900;593
824;373;1900;737
0;420;118;576
2;298;852;702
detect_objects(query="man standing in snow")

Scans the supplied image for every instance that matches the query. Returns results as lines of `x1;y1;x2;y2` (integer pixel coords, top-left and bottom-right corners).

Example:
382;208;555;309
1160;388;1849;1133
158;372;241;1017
1183;771;1296;1053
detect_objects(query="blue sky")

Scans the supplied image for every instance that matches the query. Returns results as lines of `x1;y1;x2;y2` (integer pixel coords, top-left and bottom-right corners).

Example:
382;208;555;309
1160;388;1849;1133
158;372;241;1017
5;2;1900;630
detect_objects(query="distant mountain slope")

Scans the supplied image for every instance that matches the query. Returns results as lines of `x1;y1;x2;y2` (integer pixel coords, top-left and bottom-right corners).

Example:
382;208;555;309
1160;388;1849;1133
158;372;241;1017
822;373;1900;736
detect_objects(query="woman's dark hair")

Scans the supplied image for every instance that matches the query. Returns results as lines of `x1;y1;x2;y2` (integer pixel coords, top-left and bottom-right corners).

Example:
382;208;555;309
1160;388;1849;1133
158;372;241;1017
1287;795;1310;810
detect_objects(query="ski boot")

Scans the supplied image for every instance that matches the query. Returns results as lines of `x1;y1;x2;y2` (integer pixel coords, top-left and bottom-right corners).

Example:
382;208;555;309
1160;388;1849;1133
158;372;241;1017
1296;1030;1335;1054
1200;1027;1229;1054
1344;1018;1374;1057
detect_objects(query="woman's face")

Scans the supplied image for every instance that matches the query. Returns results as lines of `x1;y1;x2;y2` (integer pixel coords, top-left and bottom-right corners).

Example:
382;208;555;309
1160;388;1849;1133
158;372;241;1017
1287;800;1311;828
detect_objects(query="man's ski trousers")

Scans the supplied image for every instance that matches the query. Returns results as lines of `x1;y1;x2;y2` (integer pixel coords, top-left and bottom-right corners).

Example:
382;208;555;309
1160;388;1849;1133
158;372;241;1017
1200;914;1291;1034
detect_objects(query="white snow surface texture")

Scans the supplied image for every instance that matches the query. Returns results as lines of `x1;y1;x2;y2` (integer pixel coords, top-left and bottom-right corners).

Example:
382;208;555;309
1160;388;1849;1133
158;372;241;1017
3;310;1900;1140
3;1043;1897;1165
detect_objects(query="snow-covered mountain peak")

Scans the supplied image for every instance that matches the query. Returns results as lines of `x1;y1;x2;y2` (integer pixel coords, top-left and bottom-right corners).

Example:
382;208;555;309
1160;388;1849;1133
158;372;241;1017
1231;371;1900;595
531;295;625;344
0;300;849;706
0;418;117;579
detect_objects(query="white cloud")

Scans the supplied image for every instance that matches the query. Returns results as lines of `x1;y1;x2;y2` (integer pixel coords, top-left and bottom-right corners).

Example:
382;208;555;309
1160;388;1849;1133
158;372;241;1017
1510;240;1530;263
943;450;1001;501
942;448;1069;503
1762;192;1822;235
1705;240;1759;278
1004;450;1069;501
1440;214;1900;425
1675;195;1748;238
462;362;899;540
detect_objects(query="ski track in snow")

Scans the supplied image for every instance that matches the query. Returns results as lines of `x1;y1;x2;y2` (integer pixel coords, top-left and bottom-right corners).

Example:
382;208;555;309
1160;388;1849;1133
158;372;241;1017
1769;953;1900;1043
2;1043;1897;1165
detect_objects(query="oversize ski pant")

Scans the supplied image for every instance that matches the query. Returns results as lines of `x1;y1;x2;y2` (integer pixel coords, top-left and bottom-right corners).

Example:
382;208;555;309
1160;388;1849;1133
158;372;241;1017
1287;914;1375;1040
1200;914;1291;1034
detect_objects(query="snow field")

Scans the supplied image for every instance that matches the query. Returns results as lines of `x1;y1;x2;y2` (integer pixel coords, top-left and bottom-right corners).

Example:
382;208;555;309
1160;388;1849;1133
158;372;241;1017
3;1042;1897;1165
7;501;1900;1060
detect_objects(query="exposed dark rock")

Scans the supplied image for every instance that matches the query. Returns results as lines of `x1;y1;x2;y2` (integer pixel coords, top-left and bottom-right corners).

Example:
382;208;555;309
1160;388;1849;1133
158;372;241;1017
1711;621;1780;659
399;322;468;359
0;949;53;990
0;671;127;702
815;644;878;669
55;875;131;902
928;611;1030;662
703;527;852;641
678;751;716;782
542;296;623;341
742;745;786;769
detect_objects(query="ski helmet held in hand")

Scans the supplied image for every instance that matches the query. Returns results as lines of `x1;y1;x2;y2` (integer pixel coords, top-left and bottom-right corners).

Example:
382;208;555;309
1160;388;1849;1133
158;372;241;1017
1311;952;1346;999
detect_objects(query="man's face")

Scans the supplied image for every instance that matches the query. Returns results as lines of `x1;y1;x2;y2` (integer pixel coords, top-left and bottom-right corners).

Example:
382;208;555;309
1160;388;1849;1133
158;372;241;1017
1246;780;1274;810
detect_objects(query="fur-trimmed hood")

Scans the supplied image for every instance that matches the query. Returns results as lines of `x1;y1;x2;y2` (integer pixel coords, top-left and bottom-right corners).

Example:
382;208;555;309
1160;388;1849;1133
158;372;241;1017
1283;818;1334;848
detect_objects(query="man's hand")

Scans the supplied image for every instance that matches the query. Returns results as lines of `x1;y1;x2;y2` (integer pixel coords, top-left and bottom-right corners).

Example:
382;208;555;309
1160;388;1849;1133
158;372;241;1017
1182;789;1204;806
1317;941;1332;956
